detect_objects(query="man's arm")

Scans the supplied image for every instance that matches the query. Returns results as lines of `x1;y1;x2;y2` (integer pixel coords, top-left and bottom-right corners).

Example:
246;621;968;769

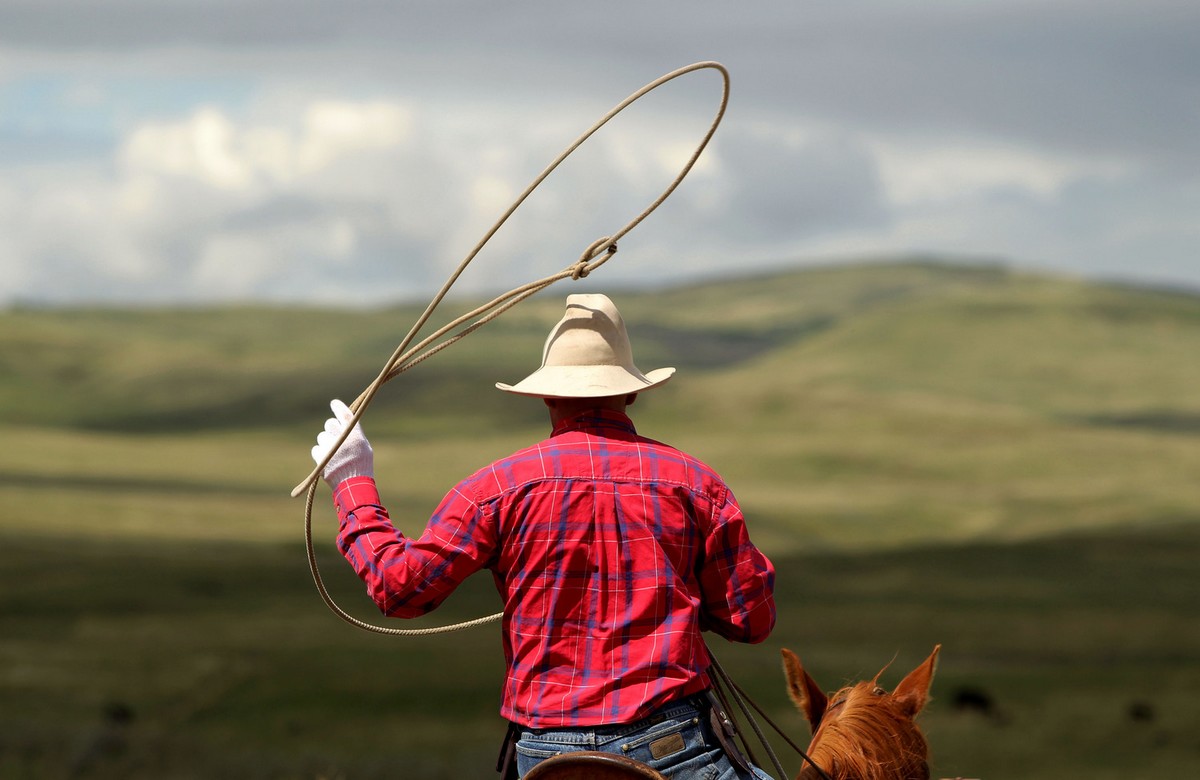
311;399;495;619
696;485;776;644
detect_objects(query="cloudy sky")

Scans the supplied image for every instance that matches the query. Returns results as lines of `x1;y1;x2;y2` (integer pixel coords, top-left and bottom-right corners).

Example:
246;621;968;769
2;0;1197;306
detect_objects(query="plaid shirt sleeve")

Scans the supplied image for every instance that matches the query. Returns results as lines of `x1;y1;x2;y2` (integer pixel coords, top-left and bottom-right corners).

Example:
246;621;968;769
696;482;776;644
332;475;496;618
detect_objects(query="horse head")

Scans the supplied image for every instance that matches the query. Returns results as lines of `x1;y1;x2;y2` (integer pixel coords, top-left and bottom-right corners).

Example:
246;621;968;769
781;646;940;780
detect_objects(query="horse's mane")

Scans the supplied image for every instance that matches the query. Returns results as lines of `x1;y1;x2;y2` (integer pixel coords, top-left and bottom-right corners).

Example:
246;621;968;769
807;680;930;780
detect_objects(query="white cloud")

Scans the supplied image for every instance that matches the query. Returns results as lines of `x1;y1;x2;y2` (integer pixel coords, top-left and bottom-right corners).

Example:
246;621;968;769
294;101;413;175
194;217;357;297
123;108;254;190
119;100;416;191
874;142;1072;206
0;88;744;304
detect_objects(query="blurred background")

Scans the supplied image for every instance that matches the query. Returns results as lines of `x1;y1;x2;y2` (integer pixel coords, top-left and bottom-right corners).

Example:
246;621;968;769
2;2;1198;778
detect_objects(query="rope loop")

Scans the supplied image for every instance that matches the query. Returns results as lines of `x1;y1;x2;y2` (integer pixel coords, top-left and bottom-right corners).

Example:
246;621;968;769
295;62;730;637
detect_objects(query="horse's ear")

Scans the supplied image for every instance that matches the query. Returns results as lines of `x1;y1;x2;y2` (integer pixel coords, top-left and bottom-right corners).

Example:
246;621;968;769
781;648;828;730
892;644;940;717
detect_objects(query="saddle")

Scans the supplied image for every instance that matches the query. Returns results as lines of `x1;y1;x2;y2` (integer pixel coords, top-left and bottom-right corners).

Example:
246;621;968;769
522;751;667;779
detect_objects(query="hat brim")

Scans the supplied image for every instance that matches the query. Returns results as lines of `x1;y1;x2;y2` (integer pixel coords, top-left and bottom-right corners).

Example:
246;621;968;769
495;366;675;399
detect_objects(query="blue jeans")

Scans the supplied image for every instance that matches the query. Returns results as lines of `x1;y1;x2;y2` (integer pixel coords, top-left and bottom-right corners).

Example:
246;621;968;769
514;695;775;779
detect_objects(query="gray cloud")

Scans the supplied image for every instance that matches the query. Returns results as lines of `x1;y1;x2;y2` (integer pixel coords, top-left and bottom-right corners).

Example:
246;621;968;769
716;126;889;242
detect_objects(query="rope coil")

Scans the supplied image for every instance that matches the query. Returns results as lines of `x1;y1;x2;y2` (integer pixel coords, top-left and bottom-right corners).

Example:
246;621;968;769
294;61;730;637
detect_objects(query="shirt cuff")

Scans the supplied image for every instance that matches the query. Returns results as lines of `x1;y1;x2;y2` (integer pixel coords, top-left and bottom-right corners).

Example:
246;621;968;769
333;475;382;516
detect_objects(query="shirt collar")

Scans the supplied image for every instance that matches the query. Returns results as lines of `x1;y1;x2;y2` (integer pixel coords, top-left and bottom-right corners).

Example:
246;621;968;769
551;408;638;437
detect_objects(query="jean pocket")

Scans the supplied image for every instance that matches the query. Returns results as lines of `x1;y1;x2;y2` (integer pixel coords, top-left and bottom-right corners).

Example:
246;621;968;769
617;714;703;753
515;742;563;760
617;717;715;770
514;741;567;777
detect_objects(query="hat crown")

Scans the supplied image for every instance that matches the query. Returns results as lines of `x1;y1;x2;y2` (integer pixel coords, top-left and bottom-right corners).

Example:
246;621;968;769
541;295;634;370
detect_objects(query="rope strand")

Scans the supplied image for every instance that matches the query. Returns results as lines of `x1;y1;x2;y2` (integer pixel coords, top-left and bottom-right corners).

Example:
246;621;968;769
293;62;730;636
707;647;835;780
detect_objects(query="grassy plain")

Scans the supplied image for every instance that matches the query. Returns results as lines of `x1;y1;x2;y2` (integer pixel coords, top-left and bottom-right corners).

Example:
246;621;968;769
2;261;1198;778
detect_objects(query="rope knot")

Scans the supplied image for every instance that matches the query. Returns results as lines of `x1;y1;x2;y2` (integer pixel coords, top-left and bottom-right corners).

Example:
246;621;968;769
573;239;617;280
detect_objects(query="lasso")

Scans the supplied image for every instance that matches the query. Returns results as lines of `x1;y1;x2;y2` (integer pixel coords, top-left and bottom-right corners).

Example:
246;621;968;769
292;62;730;636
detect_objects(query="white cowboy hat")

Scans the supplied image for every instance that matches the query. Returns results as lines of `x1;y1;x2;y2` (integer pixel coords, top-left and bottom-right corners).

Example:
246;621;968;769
496;293;675;398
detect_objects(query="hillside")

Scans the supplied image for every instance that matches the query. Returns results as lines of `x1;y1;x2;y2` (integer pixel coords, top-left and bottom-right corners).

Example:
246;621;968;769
3;260;1198;548
2;259;1199;779
4;260;1200;431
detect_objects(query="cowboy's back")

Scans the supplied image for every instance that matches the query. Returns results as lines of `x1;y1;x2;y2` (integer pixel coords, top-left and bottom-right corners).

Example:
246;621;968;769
334;407;775;728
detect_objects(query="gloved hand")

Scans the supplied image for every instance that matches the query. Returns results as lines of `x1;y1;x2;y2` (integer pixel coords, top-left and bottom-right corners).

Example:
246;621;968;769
311;399;374;488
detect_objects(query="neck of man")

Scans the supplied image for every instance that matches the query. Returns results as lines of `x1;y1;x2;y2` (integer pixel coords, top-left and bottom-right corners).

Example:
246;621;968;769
544;393;637;427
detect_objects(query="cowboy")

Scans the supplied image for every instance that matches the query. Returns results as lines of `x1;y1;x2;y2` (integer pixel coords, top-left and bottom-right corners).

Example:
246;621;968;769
311;293;777;778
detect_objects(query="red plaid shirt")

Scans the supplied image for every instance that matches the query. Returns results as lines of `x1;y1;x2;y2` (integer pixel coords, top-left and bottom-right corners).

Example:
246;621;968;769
332;409;775;728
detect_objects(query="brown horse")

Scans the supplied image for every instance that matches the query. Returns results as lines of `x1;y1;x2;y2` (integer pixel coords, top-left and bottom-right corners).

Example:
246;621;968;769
781;646;940;780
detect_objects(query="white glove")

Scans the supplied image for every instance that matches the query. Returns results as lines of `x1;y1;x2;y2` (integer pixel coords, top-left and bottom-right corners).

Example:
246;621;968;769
311;399;374;488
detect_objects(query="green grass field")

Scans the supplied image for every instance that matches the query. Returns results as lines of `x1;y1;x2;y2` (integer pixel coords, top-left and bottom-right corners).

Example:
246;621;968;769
2;261;1198;778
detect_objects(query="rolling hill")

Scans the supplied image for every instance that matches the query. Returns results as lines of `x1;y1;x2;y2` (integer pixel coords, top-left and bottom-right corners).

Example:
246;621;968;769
4;259;1196;550
3;259;1199;779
